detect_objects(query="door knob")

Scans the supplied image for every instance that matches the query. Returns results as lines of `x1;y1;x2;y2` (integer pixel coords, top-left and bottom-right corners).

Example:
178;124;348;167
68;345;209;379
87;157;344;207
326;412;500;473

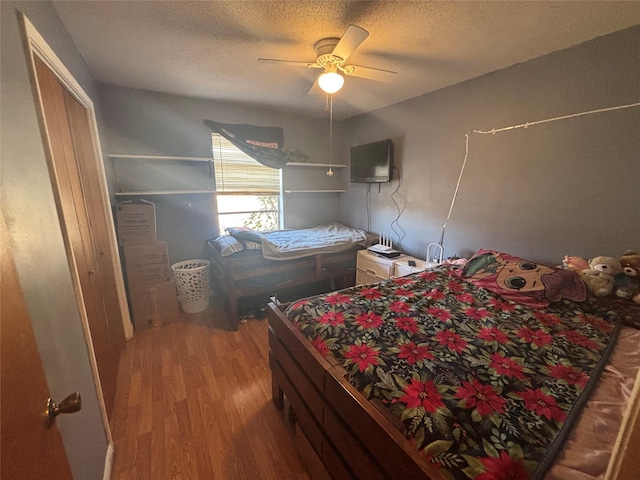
46;392;81;426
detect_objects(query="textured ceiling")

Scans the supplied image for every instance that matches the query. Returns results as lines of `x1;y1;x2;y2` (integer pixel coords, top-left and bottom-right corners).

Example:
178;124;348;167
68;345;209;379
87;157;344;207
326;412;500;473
52;1;640;120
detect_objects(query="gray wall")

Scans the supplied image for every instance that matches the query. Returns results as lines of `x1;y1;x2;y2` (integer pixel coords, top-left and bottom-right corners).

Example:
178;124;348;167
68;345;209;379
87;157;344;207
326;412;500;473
98;84;346;263
338;26;640;265
1;2;109;479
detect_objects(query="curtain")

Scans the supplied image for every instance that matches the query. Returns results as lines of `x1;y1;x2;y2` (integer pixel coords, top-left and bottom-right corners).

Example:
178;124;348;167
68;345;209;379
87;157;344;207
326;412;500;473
203;120;308;169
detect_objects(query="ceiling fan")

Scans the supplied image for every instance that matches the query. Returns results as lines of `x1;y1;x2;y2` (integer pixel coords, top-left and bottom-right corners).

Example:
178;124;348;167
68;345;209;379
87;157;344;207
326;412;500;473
258;25;397;94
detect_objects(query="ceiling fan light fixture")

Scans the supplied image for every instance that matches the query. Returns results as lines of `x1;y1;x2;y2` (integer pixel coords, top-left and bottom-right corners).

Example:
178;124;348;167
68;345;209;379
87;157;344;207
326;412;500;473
318;70;344;94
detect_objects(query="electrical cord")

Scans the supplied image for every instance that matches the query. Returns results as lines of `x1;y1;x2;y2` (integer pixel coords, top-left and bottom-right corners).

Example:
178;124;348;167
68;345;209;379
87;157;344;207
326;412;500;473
390;165;405;248
365;182;372;232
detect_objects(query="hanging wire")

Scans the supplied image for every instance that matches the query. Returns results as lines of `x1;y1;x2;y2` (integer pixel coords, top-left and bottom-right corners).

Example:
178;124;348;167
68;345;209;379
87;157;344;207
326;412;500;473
438;101;640;250
470;102;640;136
439;133;469;247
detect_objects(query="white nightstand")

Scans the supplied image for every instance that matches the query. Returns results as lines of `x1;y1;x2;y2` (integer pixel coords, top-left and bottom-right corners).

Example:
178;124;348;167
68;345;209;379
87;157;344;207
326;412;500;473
393;257;428;277
355;249;426;285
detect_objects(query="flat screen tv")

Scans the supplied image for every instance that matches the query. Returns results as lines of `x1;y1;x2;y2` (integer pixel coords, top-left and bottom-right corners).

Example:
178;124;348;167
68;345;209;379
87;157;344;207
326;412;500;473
350;139;394;183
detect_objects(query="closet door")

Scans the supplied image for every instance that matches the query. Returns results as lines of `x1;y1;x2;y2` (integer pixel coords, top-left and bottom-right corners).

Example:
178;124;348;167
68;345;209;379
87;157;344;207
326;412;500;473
34;55;123;418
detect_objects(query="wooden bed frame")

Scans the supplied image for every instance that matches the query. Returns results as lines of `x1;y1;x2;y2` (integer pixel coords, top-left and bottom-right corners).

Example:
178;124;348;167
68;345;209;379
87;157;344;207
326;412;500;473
267;300;441;480
208;247;362;331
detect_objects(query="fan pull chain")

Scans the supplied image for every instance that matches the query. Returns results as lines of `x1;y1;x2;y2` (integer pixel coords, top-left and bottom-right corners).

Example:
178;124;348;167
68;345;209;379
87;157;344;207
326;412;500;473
327;94;334;176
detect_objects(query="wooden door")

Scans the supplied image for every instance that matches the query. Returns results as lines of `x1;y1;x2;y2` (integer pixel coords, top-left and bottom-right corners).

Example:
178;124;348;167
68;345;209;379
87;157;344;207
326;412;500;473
1;215;73;480
33;55;123;418
64;90;125;341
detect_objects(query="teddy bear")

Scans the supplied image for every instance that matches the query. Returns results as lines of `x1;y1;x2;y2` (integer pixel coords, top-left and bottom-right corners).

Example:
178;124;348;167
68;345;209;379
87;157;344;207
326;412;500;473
615;250;640;304
580;256;623;297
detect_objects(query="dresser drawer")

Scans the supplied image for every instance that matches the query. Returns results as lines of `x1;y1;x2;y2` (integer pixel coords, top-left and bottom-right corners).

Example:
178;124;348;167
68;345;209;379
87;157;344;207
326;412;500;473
393;257;428;277
356;251;395;279
356;269;383;286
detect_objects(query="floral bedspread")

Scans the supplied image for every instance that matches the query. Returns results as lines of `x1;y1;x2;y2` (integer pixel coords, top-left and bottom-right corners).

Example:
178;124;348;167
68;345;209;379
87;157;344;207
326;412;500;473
285;266;621;480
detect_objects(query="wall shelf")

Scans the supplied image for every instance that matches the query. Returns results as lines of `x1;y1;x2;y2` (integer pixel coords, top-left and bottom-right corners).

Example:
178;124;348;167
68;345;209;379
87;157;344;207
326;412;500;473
114;190;214;196
108;154;212;162
109;153;214;194
286;162;347;168
284;189;346;193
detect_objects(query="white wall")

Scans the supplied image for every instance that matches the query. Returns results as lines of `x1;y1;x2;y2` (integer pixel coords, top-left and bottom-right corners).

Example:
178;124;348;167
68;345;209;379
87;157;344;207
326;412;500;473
338;26;640;265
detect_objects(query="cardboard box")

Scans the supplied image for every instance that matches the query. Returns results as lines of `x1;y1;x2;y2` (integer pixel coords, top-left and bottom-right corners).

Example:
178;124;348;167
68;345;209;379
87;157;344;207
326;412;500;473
123;242;172;287
130;280;179;331
116;200;157;245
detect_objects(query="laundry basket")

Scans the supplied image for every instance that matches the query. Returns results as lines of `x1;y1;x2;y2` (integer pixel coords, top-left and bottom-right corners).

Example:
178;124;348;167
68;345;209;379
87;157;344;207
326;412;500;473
171;259;211;314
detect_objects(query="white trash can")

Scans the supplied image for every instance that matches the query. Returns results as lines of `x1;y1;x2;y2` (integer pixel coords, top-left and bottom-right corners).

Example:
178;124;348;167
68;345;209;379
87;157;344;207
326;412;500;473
171;259;211;314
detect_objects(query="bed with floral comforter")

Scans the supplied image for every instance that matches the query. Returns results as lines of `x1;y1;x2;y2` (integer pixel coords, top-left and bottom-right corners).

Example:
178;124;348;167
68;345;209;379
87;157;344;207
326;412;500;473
283;264;622;480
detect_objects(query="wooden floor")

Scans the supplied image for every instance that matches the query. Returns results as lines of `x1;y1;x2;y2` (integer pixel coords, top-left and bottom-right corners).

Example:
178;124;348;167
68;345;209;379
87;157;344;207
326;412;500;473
110;301;312;480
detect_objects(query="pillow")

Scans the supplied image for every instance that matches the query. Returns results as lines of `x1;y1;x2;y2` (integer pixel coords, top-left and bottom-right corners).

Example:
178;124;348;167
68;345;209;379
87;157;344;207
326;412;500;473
225;226;265;243
457;249;587;308
209;235;261;256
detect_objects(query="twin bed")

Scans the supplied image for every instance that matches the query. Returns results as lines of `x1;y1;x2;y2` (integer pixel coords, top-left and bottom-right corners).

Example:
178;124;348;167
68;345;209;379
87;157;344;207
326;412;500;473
267;248;640;479
206;222;368;330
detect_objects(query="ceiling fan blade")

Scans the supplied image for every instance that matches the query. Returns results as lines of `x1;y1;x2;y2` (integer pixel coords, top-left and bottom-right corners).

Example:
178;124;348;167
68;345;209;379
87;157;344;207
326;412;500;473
344;65;397;83
331;25;369;62
258;58;318;68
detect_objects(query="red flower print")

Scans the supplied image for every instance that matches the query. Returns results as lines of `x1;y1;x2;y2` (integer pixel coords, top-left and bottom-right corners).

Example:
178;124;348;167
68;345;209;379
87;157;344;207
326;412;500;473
311;336;329;356
518;388;567;422
427;307;452;323
291;299;310;310
478;327;509;344
455;379;506;416
426;288;445;301
359;287;382;300
394;276;415;286
326;293;351;305
577;314;614;334
419;270;437;281
517;327;552;347
318;311;345;327
457;293;475;304
447;280;464;293
477;450;529;480
532;311;560;327
488;297;517;312
561;330;598;349
355;311;383;329
489;352;526;380
434;330;468;353
390;300;411;315
464;306;488;320
398;342;434;365
398;379;444;412
344;343;381;372
394;287;415;297
548;364;588;389
396;317;419;334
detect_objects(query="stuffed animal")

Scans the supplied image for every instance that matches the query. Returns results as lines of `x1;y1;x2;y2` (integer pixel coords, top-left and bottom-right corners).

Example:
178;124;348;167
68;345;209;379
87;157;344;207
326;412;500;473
580;256;623;297
615;250;640;304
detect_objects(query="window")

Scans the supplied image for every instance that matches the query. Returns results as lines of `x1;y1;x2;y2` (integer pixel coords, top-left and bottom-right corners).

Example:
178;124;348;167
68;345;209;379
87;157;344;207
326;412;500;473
212;134;282;235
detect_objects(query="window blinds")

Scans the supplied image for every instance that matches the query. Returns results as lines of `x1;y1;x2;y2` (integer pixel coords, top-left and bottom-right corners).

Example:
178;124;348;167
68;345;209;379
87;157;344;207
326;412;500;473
212;134;280;194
